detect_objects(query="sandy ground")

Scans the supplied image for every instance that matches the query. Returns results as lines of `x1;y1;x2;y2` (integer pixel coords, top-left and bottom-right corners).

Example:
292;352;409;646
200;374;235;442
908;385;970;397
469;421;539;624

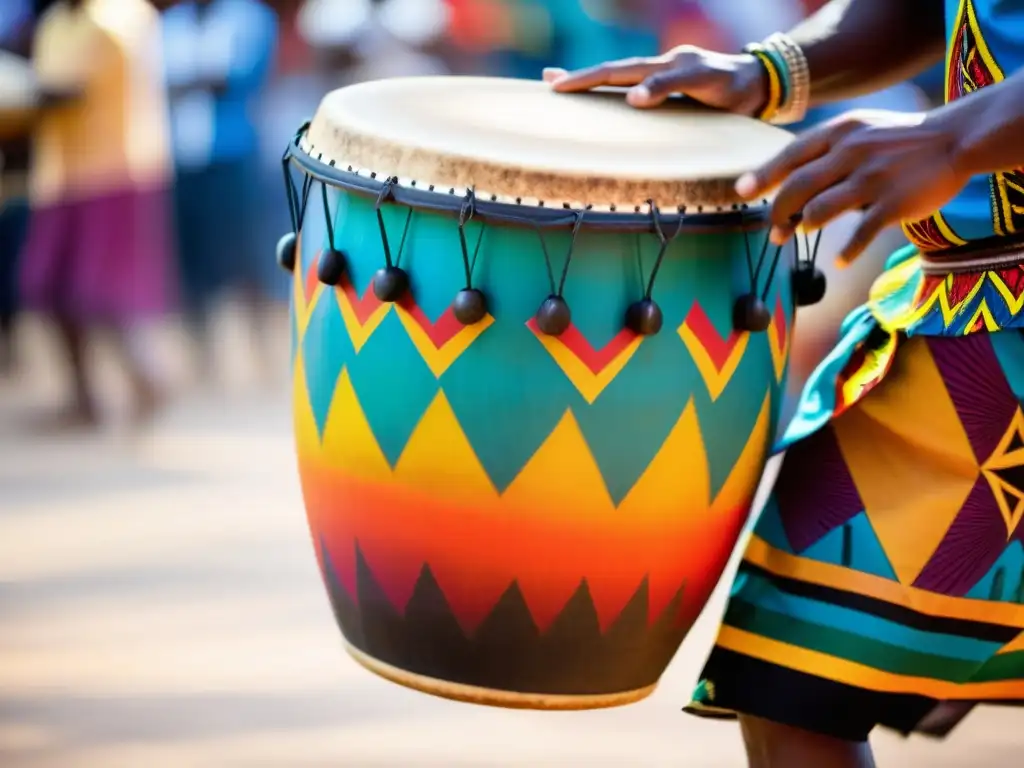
0;313;1019;767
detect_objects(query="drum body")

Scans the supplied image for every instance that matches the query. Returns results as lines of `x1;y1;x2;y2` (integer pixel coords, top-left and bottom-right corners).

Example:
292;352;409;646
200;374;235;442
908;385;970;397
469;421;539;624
284;77;799;709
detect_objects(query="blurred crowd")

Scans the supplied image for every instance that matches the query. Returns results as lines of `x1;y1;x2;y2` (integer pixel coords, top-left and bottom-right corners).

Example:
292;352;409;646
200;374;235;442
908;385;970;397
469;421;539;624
0;0;940;432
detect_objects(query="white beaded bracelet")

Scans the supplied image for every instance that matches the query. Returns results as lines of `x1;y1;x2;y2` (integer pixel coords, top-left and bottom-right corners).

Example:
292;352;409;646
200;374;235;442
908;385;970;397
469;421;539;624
762;32;810;126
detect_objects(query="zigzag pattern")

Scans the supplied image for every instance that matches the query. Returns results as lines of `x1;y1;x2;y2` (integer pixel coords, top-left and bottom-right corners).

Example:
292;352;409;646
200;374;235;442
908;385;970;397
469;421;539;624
297;272;789;495
870;263;1024;337
295;350;775;633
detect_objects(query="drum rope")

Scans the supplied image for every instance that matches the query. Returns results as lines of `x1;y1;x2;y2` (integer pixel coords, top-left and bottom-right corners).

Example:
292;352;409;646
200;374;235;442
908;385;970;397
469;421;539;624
530;207;587;298
282;153;315;235
759;241;786;303
801;230;824;272
643;202;686;300
458;190;488;289
558;210;587;298
375;178;401;269
320;182;336;253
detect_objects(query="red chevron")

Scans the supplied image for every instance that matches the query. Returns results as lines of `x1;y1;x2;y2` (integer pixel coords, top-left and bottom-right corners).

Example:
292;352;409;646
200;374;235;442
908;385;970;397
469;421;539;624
1000;266;1024;301
525;320;638;375
338;274;385;323
684;303;744;371
397;295;465;348
303;258;321;304
771;299;787;350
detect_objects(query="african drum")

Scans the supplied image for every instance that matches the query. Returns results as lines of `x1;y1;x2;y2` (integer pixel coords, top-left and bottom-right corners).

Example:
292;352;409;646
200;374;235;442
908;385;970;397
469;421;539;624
281;76;820;710
0;52;38;142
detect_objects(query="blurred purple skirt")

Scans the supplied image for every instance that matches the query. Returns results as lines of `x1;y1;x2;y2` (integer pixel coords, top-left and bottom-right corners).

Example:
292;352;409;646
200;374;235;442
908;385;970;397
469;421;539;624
20;185;174;322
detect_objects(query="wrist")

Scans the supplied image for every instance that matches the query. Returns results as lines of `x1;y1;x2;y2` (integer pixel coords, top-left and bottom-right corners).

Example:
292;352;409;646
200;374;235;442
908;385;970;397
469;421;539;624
735;54;772;118
927;91;1000;181
742;33;810;125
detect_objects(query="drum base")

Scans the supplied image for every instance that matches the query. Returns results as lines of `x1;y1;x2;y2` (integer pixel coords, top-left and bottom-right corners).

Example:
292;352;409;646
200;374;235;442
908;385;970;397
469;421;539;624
344;642;658;711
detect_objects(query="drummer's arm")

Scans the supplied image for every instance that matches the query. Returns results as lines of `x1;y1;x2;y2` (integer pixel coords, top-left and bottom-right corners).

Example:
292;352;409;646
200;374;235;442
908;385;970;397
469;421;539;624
939;67;1024;178
787;0;946;105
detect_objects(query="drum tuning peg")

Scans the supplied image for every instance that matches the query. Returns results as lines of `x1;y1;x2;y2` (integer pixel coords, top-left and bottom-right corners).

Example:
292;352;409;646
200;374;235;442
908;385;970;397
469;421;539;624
536;295;572;336
372;266;410;302
276;232;297;273
733;294;771;333
317;247;347;286
453;288;488;325
793;262;827;307
625;299;663;336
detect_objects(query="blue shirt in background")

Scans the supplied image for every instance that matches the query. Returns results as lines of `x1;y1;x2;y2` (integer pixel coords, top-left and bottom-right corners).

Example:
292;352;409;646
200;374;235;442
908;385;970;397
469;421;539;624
0;0;32;49
162;0;278;169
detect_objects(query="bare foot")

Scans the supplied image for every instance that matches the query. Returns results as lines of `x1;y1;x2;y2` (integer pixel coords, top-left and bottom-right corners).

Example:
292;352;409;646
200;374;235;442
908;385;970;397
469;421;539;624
129;381;169;431
25;403;102;434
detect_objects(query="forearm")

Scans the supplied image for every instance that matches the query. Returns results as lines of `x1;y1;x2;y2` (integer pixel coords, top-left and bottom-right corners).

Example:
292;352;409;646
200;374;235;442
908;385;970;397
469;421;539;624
785;0;946;104
937;69;1024;178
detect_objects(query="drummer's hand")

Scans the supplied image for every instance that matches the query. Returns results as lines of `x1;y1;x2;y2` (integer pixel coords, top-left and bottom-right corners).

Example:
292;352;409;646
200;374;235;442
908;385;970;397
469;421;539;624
542;46;769;116
735;109;970;266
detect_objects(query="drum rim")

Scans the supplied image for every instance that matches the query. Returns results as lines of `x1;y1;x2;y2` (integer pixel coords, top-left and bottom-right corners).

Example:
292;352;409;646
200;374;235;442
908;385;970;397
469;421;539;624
283;123;772;235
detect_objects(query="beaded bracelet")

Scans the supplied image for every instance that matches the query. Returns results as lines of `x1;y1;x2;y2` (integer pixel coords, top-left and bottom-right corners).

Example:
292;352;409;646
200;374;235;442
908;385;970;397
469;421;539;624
763;32;810;125
743;44;788;123
743;34;810;126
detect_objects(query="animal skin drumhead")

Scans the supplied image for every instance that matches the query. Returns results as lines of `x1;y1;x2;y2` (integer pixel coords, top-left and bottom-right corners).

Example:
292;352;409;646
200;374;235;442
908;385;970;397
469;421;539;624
304;76;795;208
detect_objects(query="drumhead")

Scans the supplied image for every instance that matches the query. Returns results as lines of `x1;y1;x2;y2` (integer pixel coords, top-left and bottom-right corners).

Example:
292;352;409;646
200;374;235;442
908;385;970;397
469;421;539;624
303;76;794;210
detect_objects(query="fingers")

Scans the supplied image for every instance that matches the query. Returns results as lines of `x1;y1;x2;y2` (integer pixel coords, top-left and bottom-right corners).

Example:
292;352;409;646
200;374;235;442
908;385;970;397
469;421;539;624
736;125;836;201
837;203;892;267
766;152;866;242
630;66;718;108
542;68;567;84
547;57;660;94
735;117;870;200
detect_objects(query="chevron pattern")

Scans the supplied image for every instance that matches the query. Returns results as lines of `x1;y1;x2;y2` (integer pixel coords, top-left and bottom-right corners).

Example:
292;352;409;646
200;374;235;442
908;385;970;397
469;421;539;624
287;191;794;701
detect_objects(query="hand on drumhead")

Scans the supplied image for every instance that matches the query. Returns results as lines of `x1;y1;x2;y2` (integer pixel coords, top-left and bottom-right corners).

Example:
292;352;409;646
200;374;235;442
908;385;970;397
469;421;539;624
543;46;769;115
733;109;971;266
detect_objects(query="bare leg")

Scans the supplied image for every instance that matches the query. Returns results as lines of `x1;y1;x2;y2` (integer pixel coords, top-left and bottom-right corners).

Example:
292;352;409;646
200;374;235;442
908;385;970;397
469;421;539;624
45;316;100;429
740;715;876;768
110;322;168;428
242;285;275;381
185;304;217;384
0;311;15;375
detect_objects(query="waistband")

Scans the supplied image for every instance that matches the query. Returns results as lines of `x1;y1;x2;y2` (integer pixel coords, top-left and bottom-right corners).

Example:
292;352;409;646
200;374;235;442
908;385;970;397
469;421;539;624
920;234;1024;274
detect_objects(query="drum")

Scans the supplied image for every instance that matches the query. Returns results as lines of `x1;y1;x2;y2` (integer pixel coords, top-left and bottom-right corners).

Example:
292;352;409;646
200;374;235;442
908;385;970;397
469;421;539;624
280;77;820;710
0;52;38;142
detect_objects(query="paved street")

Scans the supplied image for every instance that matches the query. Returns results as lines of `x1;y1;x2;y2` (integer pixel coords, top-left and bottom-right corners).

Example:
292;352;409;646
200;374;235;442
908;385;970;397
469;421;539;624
0;318;1018;767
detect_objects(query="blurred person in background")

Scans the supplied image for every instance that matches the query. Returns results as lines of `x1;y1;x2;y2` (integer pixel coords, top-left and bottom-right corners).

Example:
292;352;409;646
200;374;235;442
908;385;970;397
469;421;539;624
20;0;174;429
160;0;279;383
0;0;36;374
296;0;449;83
447;0;658;80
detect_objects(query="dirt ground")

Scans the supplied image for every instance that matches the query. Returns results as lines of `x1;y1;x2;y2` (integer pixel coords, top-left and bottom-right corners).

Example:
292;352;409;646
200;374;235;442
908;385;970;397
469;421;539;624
0;314;1018;767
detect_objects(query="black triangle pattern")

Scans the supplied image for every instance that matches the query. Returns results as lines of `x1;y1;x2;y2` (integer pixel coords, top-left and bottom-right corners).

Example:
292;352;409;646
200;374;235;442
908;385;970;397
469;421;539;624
319;540;692;697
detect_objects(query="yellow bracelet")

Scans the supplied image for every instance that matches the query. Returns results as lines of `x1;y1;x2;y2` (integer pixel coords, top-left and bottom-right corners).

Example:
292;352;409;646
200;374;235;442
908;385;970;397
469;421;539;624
750;49;783;123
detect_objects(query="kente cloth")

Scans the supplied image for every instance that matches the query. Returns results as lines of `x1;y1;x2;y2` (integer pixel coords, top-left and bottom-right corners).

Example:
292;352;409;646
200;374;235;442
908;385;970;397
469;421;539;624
688;0;1024;741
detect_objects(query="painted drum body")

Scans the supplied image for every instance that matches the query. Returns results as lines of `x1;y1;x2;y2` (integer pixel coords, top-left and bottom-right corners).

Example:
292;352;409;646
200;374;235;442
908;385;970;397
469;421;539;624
283;77;799;709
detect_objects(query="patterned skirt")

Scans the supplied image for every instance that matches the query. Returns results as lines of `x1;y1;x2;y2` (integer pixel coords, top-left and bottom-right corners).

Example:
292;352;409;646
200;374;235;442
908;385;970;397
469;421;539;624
688;243;1024;741
20;184;174;322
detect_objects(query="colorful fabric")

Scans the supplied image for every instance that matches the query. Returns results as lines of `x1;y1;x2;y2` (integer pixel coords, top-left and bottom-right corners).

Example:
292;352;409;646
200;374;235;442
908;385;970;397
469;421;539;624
688;0;1024;736
691;330;1024;740
20;185;173;321
903;0;1024;251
